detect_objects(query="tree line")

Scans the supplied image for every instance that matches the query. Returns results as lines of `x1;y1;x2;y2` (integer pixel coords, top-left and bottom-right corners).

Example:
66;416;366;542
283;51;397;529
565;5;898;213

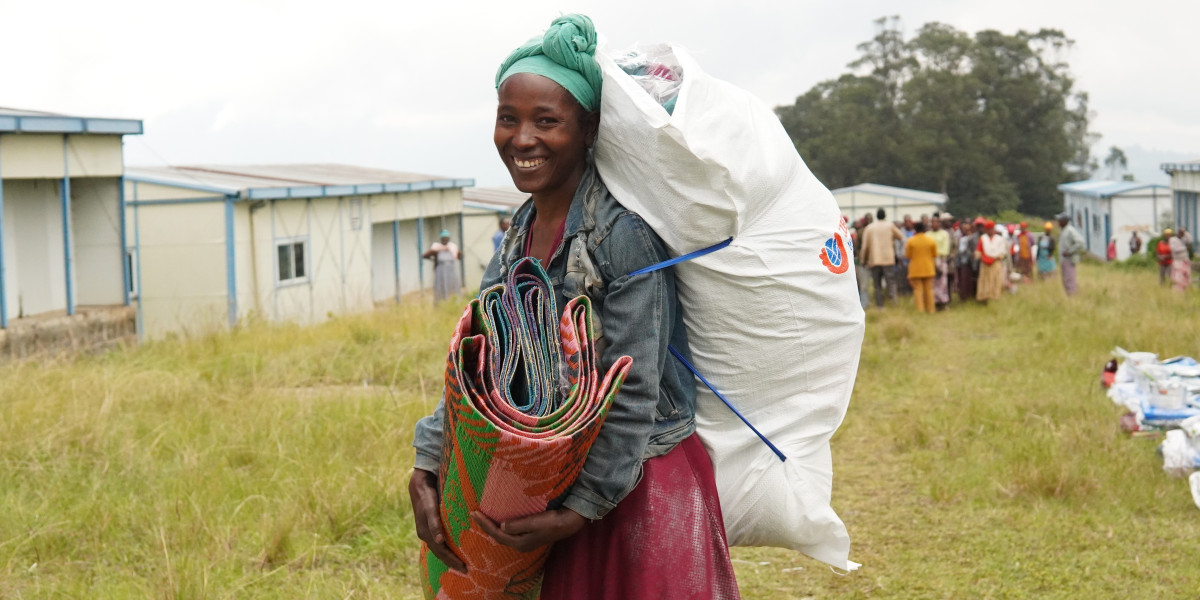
776;17;1099;218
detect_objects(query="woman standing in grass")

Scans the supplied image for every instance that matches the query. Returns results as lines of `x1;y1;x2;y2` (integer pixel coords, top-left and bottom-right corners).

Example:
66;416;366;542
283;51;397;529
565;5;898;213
975;220;1006;304
1169;229;1192;292
409;14;740;599
422;230;461;303
1036;222;1056;279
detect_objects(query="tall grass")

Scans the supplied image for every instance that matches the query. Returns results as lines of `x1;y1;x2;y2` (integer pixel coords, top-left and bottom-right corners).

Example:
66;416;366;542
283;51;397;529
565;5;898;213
1;268;1198;598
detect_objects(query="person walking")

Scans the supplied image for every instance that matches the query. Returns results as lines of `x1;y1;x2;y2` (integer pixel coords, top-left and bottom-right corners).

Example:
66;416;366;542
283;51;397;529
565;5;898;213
975;220;1006;304
1156;229;1174;286
1057;213;1086;296
858;208;905;308
1036;222;1057;279
1170;229;1192;292
905;222;938;314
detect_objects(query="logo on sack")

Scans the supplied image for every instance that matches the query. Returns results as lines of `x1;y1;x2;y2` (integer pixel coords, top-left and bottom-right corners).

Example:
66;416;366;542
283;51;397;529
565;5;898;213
820;218;853;275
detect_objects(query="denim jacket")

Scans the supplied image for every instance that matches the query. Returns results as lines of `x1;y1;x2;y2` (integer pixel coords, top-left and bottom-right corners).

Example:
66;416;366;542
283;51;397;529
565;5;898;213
412;165;697;520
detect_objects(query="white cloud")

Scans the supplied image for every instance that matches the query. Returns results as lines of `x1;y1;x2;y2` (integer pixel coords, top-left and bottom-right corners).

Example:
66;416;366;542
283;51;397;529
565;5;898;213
3;0;1196;187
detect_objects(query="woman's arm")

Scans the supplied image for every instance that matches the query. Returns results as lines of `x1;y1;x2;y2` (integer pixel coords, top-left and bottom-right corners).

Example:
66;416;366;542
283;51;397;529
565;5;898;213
557;212;677;521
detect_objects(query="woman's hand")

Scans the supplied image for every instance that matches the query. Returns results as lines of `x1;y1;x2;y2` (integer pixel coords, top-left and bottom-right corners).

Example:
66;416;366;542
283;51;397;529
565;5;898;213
409;469;467;573
470;508;587;553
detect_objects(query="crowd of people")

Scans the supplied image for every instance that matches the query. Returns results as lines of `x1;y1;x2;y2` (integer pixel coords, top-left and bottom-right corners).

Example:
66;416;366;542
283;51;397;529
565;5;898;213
851;208;1089;313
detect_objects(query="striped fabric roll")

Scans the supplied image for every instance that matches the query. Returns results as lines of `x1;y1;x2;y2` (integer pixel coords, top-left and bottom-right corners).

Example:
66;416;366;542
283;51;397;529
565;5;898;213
422;257;632;599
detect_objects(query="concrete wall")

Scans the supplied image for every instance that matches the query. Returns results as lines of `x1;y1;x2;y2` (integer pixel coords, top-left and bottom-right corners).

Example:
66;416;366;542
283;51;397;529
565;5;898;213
0;134;123;179
132;200;228;338
462;207;508;290
3;179;66;317
833;190;942;222
1065;190;1171;260
1170;171;1200;194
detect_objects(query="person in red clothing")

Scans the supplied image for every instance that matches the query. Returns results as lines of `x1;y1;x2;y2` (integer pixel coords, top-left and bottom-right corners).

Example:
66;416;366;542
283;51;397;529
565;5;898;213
1156;230;1174;285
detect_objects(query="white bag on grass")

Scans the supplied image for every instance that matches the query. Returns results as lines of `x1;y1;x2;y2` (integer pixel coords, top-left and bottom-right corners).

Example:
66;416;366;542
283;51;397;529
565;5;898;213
593;43;865;570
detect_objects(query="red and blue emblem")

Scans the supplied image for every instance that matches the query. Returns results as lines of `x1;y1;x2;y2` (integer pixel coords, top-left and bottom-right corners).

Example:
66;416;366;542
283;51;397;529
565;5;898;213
820;217;853;274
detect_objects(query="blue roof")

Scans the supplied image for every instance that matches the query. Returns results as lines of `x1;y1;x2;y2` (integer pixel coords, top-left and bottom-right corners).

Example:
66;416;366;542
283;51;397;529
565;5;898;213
0;107;142;135
1057;179;1169;199
126;164;473;202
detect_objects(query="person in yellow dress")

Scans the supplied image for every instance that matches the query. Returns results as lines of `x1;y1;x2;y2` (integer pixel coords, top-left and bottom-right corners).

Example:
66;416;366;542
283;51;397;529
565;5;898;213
904;222;938;314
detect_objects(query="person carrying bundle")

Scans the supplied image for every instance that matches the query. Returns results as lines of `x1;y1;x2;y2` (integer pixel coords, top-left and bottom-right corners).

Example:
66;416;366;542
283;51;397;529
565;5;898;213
409;14;740;600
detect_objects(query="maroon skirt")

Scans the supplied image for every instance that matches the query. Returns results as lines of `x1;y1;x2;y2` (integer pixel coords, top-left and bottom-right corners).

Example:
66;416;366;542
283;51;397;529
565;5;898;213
539;434;741;600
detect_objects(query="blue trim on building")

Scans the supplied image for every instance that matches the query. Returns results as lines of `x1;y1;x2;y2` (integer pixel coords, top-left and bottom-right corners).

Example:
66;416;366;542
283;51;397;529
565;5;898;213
119;174;130;307
392;220;401;303
224;195;238;329
126;174;479;203
1057;180;1170;199
0;115;143;135
133;182;144;341
417;216;425;287
124;174;238;195
126;196;227;206
62;136;75;316
457;213;466;292
0;136;6;329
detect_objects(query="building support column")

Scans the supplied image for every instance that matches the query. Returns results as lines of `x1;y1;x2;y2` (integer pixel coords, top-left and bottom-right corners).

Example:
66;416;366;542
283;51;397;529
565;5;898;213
224;195;238;329
133;182;144;341
0;135;7;329
62;135;75;316
417;215;425;288
119;141;130;307
457;211;466;293
392;220;400;303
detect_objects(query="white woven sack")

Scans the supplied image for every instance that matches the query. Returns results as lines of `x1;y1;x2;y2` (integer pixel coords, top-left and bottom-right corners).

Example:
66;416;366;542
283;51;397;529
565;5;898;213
593;43;865;571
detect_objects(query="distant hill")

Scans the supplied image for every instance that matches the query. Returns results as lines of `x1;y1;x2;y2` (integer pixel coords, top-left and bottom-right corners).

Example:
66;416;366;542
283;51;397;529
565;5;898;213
1095;145;1198;184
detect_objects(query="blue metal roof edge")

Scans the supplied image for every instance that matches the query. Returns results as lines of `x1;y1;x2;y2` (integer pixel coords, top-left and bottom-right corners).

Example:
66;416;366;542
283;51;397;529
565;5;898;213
0;115;143;135
125;173;238;195
243;178;476;201
1057;180;1169;198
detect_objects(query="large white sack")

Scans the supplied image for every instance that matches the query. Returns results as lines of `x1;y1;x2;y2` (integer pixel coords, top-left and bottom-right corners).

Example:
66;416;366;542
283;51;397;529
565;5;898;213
593;43;865;570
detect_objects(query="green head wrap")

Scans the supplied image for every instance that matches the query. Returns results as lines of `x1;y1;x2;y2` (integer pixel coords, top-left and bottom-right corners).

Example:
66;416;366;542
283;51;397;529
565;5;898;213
495;14;602;112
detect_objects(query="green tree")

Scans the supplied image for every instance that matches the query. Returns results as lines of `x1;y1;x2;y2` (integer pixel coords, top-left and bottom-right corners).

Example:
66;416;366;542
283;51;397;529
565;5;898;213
1104;146;1129;180
776;18;1097;218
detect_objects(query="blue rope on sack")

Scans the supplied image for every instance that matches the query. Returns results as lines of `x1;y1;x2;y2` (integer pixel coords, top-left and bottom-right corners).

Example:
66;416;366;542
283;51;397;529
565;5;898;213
627;237;732;276
628;236;787;463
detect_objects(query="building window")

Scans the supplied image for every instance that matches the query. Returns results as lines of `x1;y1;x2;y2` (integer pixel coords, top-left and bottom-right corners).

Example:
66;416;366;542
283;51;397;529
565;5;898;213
277;239;308;283
125;249;138;298
1093;214;1101;231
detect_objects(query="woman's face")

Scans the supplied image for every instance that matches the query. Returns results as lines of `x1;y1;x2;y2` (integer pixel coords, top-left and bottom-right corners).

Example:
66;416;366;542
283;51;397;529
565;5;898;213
495;73;598;202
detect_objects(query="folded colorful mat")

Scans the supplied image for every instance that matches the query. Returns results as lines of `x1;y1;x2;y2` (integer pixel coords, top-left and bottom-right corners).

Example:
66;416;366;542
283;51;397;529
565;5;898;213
421;257;633;599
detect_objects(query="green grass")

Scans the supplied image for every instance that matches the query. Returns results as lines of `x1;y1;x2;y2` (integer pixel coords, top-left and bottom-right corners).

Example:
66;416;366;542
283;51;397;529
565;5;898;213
1;268;1199;598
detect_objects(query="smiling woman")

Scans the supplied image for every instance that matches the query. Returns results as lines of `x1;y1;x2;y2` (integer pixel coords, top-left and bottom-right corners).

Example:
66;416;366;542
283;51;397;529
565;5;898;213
409;13;740;600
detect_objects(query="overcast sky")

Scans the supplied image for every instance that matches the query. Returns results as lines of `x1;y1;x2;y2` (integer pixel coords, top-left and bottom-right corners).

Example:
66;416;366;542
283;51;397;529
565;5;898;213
3;0;1196;187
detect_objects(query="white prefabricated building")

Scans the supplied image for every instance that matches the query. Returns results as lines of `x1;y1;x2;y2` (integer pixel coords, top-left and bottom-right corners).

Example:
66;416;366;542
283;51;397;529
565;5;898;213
0;108;141;334
1057;180;1171;261
1162;160;1200;239
831;183;948;222
460;186;526;288
125;164;473;339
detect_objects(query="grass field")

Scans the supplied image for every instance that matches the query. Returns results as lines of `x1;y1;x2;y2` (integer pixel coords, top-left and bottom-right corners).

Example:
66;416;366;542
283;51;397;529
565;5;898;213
1;262;1198;599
